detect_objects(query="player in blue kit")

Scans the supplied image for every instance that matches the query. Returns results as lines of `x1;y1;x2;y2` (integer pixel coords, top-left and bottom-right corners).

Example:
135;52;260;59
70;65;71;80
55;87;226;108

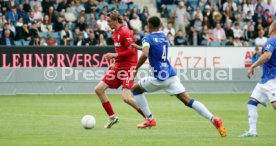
240;20;276;137
130;16;226;137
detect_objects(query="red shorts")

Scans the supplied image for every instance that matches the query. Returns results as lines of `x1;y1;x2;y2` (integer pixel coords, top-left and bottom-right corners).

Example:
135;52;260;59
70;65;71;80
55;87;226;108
102;68;134;89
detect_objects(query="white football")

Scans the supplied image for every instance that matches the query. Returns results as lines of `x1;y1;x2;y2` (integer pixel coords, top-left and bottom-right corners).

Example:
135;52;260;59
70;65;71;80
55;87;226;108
81;115;96;129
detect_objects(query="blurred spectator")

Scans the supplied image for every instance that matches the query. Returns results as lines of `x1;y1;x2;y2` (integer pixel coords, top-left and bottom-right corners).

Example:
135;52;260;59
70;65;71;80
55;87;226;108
245;25;255;42
28;11;36;24
224;21;234;38
23;0;31;13
57;0;69;12
163;22;175;36
6;6;18;25
234;5;244;20
61;24;73;46
201;28;214;46
96;33;107;46
130;13;142;32
193;7;203;21
140;6;150;29
87;13;97;30
203;5;213;26
94;23;107;39
47;6;57;24
42;0;54;14
30;0;42;11
133;30;141;45
253;6;265;23
212;23;226;42
130;7;140;20
7;19;16;37
252;47;261;64
96;13;108;31
0;14;4;31
191;13;203;32
21;23;31;41
198;0;207;11
74;16;86;31
0;30;15;46
223;6;235;23
8;0;18;10
64;7;77;23
29;34;40;46
243;0;254;15
264;0;275;16
15;17;24;40
245;11;253;20
174;30;187;45
74;32;86;46
171;1;187;34
184;0;194;13
232;23;243;39
2;23;14;38
53;16;64;32
254;0;265;11
18;4;29;24
223;0;237;11
255;30;267;47
29;21;40;38
233;37;243;46
47;34;57;46
225;36;234;46
86;31;97;46
101;5;108;16
73;0;85;17
84;0;98;13
167;32;175;46
33;5;43;21
40;37;47;46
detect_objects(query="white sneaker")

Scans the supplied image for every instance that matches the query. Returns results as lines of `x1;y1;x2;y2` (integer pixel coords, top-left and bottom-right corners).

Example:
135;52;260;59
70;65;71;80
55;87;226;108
104;116;119;129
239;131;258;137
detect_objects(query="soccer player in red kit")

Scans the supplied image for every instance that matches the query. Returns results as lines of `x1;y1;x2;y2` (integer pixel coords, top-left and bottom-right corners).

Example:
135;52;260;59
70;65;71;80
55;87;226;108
94;10;145;128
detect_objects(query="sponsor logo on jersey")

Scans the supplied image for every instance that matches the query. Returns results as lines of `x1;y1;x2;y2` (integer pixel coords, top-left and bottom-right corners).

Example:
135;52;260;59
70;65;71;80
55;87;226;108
114;42;121;47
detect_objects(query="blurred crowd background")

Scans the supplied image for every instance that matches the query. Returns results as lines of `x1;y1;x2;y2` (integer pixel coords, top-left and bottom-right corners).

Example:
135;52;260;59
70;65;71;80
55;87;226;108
0;0;275;47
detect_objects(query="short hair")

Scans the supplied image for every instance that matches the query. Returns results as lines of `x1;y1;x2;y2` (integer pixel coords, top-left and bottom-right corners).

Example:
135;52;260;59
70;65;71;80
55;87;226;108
148;16;161;28
107;10;123;24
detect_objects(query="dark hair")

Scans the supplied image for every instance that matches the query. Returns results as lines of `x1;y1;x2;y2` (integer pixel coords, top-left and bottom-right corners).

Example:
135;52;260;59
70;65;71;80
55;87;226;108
148;16;161;28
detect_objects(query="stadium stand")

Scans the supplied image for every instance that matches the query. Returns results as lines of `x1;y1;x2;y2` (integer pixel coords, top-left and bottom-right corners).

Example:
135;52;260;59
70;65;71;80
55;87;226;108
0;0;274;47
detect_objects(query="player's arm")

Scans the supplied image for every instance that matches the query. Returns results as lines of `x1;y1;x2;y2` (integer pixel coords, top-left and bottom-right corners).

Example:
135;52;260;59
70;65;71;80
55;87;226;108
247;43;274;78
131;43;143;50
135;42;150;71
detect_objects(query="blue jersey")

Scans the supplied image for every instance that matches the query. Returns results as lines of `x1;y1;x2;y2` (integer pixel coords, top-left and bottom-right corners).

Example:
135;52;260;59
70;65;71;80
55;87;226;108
260;38;276;84
142;32;176;80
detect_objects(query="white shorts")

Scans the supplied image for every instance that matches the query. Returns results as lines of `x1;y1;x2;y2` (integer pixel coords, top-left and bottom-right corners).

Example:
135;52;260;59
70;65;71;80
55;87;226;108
251;79;276;106
138;76;186;95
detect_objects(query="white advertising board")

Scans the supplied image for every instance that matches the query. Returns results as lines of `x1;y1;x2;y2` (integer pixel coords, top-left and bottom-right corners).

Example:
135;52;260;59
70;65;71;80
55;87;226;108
140;47;256;68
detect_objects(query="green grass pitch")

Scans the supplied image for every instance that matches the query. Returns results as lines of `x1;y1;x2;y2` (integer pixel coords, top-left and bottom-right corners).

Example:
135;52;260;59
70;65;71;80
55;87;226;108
0;94;275;146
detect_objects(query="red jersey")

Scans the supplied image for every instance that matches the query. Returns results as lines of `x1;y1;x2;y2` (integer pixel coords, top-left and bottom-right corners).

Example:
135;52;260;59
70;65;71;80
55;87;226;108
112;25;137;69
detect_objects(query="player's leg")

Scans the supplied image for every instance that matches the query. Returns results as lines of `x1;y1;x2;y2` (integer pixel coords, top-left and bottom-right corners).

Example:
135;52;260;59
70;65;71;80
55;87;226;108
121;88;145;118
121;74;145;118
95;69;121;128
95;81;119;128
272;102;276;110
131;77;161;128
240;84;265;137
165;76;226;137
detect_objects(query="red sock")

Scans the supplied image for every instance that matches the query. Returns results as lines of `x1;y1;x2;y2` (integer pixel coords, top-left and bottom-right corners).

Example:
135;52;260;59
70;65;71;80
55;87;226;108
137;108;145;118
102;101;115;116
